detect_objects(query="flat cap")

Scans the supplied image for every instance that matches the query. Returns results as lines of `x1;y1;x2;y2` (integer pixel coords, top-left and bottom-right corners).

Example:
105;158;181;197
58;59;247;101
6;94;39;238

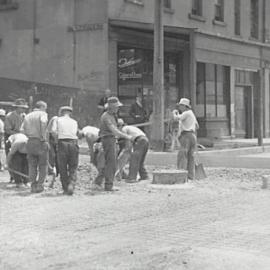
60;106;73;112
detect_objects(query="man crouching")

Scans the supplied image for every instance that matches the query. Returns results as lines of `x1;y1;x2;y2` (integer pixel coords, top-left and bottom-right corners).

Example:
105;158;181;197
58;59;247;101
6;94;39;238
6;133;29;188
117;119;149;183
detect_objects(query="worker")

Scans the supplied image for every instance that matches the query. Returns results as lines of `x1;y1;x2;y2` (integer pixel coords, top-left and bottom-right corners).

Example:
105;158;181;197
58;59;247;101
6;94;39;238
0;109;6;171
93;97;133;191
6;133;29;188
172;98;199;180
118;119;149;183
79;125;100;163
4;98;28;155
51;106;79;195
21;101;48;193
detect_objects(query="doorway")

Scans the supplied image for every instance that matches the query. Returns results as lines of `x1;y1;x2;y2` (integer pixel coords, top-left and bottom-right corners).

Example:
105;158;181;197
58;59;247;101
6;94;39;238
235;86;254;138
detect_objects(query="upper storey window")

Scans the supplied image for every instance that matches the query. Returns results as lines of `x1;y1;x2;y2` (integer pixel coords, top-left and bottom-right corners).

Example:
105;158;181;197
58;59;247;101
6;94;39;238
192;0;202;16
250;0;259;39
214;0;224;22
163;0;171;9
234;0;241;35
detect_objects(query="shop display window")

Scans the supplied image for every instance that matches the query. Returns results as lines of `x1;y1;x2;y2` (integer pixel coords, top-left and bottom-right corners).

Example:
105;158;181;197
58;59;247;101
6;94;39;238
196;62;229;119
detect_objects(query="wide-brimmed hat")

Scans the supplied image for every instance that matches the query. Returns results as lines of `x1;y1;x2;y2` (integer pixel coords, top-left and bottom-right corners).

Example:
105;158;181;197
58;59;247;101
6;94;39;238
12;98;29;109
60;106;73;113
178;98;191;108
107;97;123;107
0;109;6;116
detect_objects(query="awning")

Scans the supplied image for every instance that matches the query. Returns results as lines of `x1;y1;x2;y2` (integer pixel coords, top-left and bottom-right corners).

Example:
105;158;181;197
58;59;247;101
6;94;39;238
109;19;196;39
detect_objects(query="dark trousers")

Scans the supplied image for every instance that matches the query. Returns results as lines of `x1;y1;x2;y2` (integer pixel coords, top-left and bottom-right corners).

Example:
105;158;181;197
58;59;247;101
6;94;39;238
94;136;116;190
57;140;79;192
4;133;11;156
128;136;149;180
10;152;28;184
27;138;49;187
177;131;196;180
48;134;59;175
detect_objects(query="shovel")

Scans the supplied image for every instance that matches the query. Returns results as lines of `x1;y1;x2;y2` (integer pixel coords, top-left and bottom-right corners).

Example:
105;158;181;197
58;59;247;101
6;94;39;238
195;145;207;180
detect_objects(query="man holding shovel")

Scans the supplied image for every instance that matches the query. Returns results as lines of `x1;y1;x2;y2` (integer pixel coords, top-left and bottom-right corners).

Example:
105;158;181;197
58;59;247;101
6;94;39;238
173;98;199;180
6;133;29;188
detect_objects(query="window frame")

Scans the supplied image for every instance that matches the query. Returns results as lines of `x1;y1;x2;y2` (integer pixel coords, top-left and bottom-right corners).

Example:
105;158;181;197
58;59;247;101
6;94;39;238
214;0;224;22
250;0;259;39
234;0;241;36
163;0;171;9
191;0;202;16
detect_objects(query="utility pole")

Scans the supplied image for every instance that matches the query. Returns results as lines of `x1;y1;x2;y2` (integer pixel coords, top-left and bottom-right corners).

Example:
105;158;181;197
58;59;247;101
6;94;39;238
152;0;164;151
258;0;266;146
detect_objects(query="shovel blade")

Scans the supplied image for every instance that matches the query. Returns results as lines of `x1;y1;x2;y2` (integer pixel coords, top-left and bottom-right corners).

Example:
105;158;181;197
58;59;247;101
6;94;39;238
195;163;207;180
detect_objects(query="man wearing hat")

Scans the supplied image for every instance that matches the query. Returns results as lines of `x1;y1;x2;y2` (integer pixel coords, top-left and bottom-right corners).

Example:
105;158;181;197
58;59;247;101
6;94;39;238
21;101;48;193
173;98;199;180
51;106;79;195
4;98;28;156
94;96;133;191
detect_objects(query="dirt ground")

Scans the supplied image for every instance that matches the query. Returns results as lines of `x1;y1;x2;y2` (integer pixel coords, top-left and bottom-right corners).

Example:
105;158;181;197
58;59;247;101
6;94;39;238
1;157;270;270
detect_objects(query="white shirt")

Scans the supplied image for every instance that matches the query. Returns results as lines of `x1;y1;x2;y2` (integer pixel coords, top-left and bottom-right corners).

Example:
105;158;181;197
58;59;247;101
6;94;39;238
122;125;146;137
51;115;78;140
82;126;99;141
175;110;198;133
0;119;4;134
8;133;28;155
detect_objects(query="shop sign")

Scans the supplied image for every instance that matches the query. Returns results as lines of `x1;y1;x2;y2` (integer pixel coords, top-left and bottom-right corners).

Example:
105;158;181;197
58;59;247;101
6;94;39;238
68;23;103;32
119;71;142;80
118;57;142;68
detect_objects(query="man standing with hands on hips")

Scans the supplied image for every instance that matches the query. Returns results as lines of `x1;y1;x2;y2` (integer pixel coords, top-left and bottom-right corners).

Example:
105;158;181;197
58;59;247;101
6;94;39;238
172;98;199;180
94;97;133;192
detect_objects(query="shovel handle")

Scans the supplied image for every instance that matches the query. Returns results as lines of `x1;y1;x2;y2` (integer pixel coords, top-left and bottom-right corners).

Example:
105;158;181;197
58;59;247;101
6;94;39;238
7;167;29;179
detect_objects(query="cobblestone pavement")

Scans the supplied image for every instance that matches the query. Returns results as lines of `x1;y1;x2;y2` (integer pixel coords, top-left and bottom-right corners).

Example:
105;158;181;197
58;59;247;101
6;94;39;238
1;157;270;270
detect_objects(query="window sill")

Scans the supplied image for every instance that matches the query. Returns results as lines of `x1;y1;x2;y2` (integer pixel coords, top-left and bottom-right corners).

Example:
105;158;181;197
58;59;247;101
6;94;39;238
249;36;259;42
188;13;206;22
212;19;226;27
164;7;175;14
124;0;144;7
0;3;19;11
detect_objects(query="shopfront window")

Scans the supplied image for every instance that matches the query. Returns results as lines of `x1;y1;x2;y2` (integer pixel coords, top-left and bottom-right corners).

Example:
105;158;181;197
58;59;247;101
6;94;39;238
118;46;180;124
196;62;229;119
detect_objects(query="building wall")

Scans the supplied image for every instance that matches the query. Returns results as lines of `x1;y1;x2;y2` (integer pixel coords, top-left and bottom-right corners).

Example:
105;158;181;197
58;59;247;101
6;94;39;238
0;0;109;91
109;0;266;43
0;0;110;126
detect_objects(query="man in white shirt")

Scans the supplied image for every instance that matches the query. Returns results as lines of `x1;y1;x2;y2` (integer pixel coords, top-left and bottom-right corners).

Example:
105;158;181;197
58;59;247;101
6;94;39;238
21;100;48;193
80;126;99;163
0;109;5;171
173;98;199;180
6;133;29;187
51;106;79;195
117;119;149;183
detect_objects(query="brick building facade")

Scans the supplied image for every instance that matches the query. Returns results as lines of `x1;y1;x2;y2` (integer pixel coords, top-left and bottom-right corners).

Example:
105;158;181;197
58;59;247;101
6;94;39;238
0;0;270;139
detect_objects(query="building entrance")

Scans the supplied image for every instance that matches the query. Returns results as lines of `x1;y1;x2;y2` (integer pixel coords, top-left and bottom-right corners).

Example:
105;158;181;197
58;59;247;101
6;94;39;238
235;86;254;138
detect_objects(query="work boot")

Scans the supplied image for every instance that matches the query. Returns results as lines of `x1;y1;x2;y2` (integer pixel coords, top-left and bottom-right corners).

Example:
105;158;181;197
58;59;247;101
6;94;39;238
125;179;137;184
104;186;119;192
92;183;103;191
66;183;74;196
31;183;44;193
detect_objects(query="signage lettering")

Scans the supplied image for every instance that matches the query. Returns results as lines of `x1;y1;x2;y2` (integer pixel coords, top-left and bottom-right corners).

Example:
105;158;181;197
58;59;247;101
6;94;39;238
119;72;142;80
68;23;103;32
